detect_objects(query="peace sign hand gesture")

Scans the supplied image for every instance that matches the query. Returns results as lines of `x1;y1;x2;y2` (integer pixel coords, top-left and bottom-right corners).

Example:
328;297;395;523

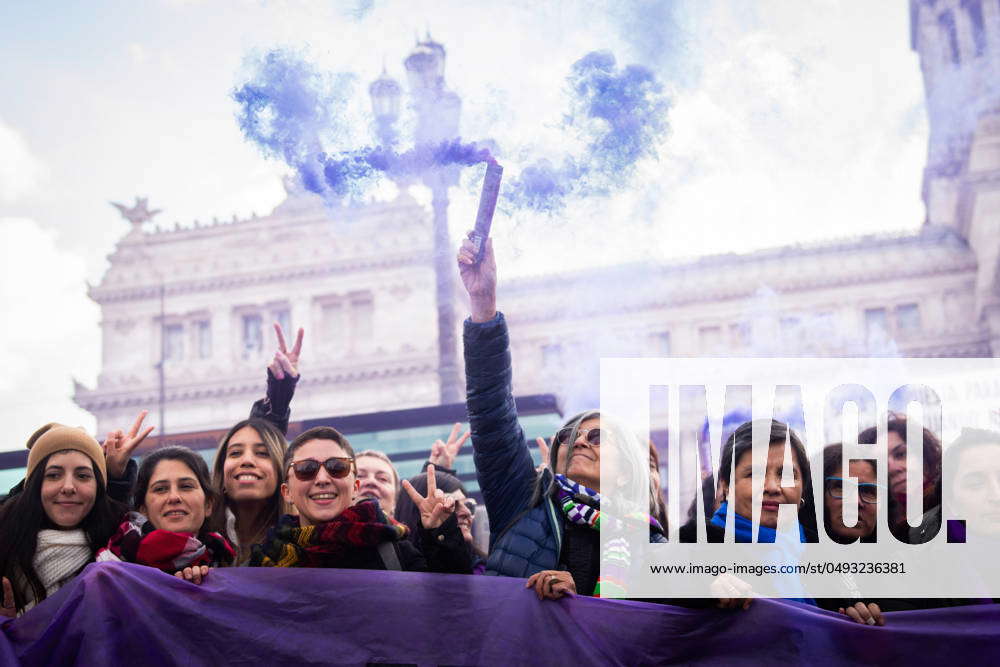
268;323;304;380
429;423;471;469
401;465;457;530
104;410;155;479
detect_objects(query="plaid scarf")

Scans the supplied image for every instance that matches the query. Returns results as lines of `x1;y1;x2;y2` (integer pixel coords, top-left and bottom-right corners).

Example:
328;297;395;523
250;499;408;568
553;475;663;597
99;511;234;572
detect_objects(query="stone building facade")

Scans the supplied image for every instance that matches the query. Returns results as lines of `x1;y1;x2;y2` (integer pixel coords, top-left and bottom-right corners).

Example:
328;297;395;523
74;0;1000;438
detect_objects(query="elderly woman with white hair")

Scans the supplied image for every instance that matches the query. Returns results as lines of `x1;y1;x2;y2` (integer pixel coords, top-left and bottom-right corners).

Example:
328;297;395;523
458;234;665;600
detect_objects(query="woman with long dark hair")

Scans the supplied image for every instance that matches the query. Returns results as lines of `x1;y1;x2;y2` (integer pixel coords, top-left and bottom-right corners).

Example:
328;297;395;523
97;446;234;584
212;418;289;564
211;323;302;563
679;419;819;544
0;424;123;616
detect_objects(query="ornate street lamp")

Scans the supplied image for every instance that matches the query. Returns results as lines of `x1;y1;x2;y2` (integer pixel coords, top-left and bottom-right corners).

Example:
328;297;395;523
369;36;464;405
368;67;401;147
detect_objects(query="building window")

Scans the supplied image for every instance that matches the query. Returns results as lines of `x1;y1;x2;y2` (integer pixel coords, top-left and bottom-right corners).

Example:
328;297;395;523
351;296;374;341
241;313;263;359
896;303;922;334
729;322;750;349
864;308;889;345
320;302;346;347
272;308;291;337
194;320;212;359
698;326;722;354
649;331;671;356
163;324;184;362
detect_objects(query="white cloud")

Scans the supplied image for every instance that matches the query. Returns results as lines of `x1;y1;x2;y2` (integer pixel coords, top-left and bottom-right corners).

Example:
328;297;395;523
0;218;99;449
127;42;147;65
0;119;45;203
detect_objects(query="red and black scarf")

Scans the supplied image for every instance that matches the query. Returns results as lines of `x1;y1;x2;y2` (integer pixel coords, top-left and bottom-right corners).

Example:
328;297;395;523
250;499;408;568
99;511;235;572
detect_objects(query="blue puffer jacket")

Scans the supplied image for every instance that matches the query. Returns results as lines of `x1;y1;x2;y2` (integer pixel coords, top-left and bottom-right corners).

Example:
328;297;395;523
464;313;565;578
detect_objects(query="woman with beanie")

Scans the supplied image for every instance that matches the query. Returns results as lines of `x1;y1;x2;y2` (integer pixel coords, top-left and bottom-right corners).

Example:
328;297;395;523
97;446;234;584
0;424;124;616
457;235;666;601
249;426;471;573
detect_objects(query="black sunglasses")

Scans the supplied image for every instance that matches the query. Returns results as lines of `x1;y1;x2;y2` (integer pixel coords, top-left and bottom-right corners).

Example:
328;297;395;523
289;457;355;482
555;427;601;447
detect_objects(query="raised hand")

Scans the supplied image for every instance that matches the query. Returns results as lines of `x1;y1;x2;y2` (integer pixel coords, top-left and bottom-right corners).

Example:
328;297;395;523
525;569;576;601
401;465;456;530
174;565;210;586
268;323;304;380
536;437;550;469
429;423;471;469
104;410;154;479
1;577;15;617
457;232;497;323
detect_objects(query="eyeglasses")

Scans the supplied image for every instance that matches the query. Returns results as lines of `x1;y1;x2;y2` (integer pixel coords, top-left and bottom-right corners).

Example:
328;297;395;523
556;427;601;447
288;457;355;482
825;477;878;504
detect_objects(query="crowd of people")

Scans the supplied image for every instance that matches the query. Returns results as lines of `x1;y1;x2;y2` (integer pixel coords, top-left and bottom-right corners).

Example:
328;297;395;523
0;233;996;634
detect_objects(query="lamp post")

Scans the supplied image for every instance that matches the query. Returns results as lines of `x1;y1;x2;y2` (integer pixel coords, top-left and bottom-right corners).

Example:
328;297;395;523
371;37;463;405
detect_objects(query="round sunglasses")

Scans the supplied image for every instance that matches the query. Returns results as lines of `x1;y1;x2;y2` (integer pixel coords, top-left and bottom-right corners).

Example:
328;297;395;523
288;456;356;482
555;427;601;447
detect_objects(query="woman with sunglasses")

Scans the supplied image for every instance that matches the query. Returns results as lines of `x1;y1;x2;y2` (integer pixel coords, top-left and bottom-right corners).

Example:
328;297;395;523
249;426;472;573
458;236;665;600
395;470;487;574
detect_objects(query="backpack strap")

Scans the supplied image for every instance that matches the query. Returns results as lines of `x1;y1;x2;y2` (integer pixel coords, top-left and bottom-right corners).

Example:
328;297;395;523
378;541;402;571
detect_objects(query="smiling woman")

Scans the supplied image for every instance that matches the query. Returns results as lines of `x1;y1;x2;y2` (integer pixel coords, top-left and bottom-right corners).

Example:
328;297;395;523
0;424;124;616
210;322;303;564
248;426;472;574
96;447;234;585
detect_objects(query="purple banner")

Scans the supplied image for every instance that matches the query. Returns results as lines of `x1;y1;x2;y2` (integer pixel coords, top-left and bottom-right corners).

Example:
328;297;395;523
2;562;999;666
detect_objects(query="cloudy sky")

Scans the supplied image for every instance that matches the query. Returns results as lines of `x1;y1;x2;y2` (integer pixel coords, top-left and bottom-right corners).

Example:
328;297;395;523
0;0;928;449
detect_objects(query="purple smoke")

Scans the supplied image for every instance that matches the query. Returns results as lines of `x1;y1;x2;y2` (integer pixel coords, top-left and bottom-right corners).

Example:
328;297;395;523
233;48;668;207
503;50;671;213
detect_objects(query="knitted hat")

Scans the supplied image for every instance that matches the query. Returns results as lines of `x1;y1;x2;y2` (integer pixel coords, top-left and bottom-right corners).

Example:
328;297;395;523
25;423;107;486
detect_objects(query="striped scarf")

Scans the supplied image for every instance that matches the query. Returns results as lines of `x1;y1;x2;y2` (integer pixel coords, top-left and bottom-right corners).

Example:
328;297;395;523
250;499;408;568
96;511;234;572
553;475;663;597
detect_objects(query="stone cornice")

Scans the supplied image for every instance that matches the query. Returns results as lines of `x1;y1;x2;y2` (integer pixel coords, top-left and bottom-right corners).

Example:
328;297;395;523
73;356;438;411
500;232;977;323
88;251;433;304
